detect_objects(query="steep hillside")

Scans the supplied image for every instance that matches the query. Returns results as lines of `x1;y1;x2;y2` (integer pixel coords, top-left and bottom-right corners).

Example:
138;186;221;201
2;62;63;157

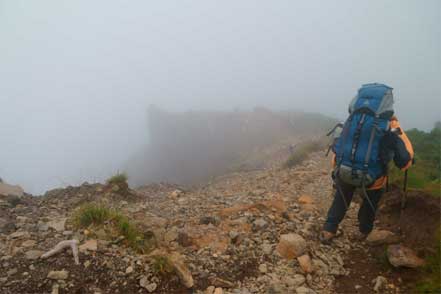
1;143;437;293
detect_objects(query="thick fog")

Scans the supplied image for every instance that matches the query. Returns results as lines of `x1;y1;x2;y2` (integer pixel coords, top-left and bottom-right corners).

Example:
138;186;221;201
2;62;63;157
0;0;440;194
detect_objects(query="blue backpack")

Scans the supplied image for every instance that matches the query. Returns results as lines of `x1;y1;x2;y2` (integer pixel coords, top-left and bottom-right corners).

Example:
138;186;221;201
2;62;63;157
333;83;394;188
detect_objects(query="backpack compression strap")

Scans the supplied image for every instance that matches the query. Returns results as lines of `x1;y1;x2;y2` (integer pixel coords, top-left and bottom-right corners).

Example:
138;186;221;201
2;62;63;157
350;114;366;176
361;115;379;214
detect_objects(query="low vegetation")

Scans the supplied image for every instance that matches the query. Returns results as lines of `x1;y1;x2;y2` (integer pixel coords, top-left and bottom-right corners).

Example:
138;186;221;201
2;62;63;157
106;172;129;193
284;138;327;168
72;203;155;253
389;122;441;197
415;231;441;294
388;122;440;293
151;255;175;276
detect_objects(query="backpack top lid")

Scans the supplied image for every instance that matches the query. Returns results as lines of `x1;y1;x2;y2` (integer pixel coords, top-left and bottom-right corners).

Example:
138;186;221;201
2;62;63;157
349;83;394;117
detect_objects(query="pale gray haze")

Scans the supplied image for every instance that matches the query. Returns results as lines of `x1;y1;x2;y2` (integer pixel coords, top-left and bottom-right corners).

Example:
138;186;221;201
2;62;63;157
0;0;440;194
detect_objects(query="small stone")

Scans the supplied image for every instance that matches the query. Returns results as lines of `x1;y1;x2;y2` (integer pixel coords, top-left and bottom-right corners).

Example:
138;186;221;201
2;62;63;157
200;216;220;226
208;276;235;288
267;283;289;294
214;288;223;294
63;231;73;236
37;222;49;231
51;283;59;294
276;233;307;259
125;266;134;274
258;264;268;273
0;220;16;234
355;285;362;290
373;276;387;292
164;227;179;243
297;254;313;273
229;231;239;240
262;243;273;255
284;274;305;288
170;189;183;199
177;231;192;247
47;270;69;280
25;250;44;260
296;286;316;294
21;240;37;248
9;231;29;239
47;218;67;232
298;195;314;204
253;218;268;230
79;239;98;252
145;282;157;292
7;268;17;276
139;276;149;289
205;286;215;294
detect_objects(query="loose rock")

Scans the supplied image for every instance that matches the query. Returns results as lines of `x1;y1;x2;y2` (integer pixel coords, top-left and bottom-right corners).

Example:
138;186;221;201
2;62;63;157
297;254;313;273
79;239;98;252
387;244;425;268
373;276;387;292
276;233;307;259
47;270;69;280
366;229;400;246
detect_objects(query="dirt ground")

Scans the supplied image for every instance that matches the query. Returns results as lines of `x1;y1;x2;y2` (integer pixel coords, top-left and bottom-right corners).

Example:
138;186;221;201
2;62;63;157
335;187;440;294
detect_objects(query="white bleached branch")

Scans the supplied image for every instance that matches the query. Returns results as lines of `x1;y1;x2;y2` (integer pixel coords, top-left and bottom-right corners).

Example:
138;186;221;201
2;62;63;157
41;239;79;265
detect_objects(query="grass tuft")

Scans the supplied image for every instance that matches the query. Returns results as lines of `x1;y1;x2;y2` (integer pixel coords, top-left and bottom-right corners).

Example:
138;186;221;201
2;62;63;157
106;172;129;192
107;172;128;185
72;203;154;253
73;204;112;227
151;256;175;276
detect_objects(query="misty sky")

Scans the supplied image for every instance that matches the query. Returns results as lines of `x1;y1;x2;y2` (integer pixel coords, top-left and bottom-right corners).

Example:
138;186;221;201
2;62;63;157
1;0;440;194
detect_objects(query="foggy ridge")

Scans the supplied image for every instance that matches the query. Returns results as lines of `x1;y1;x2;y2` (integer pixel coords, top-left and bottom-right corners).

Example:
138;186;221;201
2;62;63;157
126;107;335;187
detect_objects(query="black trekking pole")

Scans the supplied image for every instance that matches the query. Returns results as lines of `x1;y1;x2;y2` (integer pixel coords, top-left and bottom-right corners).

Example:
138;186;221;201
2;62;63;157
398;169;409;235
401;169;408;210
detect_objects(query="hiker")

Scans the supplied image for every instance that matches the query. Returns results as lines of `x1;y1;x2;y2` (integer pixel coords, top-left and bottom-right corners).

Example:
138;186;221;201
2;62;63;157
320;83;414;244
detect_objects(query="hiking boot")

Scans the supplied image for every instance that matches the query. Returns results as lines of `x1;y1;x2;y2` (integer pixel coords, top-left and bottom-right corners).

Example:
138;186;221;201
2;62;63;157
319;231;335;245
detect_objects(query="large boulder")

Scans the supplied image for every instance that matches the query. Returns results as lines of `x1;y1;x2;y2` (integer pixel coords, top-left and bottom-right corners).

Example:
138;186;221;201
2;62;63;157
276;233;307;259
387;244;425;268
0;182;24;197
366;229;400;246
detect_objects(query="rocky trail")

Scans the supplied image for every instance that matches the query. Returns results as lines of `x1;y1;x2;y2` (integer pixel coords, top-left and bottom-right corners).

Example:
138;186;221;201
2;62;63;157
0;151;438;294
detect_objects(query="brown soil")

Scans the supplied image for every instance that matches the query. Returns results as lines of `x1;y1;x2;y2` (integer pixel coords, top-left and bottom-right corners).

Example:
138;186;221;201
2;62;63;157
335;187;441;294
378;187;441;254
3;253;191;294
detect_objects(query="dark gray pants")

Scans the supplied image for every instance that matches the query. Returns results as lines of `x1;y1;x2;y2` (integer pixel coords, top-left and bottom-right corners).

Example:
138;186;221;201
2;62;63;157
323;180;383;234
